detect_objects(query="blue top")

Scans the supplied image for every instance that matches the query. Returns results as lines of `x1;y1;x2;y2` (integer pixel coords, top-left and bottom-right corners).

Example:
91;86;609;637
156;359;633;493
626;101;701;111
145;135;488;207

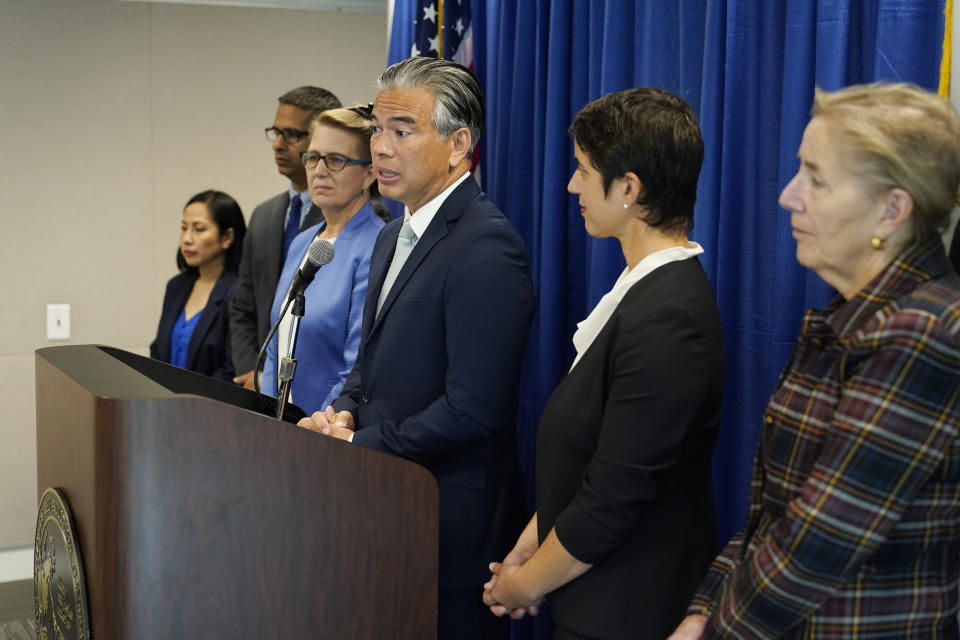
170;308;202;369
262;201;385;414
150;270;238;381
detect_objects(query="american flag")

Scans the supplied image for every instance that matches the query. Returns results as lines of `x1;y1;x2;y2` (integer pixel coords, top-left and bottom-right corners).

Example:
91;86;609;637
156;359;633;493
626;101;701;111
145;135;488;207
409;0;480;176
411;0;473;67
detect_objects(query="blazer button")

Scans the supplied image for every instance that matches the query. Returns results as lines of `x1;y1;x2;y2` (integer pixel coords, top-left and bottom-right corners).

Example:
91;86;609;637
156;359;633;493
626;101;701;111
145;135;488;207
361;392;371;404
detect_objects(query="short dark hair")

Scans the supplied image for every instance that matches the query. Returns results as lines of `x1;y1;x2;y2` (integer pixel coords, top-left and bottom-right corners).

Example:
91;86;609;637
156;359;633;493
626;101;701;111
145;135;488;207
278;86;342;120
570;88;704;234
177;190;247;275
377;57;485;153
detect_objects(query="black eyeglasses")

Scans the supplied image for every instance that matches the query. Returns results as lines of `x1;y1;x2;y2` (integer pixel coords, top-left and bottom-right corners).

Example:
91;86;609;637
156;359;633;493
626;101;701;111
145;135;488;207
300;152;371;172
265;127;310;144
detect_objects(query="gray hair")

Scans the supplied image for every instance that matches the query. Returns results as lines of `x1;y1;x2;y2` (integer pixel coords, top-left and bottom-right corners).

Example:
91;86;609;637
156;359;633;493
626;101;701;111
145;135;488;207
377;57;484;153
278;86;342;119
813;83;960;240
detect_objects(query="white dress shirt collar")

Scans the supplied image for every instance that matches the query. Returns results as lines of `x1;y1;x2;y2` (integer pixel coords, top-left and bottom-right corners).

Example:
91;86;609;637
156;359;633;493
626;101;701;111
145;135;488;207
403;171;471;239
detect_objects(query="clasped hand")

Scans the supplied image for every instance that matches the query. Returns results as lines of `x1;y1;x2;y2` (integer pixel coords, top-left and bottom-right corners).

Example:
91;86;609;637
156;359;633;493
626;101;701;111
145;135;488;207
482;561;541;619
297;405;355;440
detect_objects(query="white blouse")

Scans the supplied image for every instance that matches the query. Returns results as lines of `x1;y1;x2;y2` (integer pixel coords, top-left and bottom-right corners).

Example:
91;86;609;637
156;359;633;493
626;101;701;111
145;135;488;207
569;242;704;372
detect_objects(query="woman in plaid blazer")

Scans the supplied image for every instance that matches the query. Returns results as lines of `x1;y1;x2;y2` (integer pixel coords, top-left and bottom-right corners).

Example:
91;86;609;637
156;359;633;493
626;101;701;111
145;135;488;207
670;83;960;639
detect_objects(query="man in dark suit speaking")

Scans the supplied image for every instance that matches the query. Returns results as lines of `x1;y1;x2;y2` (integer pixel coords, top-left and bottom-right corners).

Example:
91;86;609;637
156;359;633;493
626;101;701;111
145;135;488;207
298;57;535;640
230;86;341;389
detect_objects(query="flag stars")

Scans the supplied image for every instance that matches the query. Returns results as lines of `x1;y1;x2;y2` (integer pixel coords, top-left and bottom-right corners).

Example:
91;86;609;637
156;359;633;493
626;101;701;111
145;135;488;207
410;42;421;57
454;18;465;36
422;3;437;24
427;34;440;54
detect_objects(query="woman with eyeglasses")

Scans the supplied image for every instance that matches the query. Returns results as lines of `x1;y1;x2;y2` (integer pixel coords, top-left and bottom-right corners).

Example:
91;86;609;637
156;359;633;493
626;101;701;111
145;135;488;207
260;105;390;414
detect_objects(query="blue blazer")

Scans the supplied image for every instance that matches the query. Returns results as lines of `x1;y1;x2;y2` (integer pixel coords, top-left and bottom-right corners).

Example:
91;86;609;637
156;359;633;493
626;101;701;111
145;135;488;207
332;177;536;591
150;270;238;381
262;202;384;414
229;191;325;373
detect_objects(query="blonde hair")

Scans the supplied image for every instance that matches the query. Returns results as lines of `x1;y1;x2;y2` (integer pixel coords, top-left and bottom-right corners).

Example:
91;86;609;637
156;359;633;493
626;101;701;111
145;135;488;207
309;105;391;222
311;105;375;160
812;83;960;239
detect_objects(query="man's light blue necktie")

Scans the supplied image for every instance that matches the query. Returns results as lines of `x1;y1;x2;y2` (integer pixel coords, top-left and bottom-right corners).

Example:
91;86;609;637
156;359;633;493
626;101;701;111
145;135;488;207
377;218;417;317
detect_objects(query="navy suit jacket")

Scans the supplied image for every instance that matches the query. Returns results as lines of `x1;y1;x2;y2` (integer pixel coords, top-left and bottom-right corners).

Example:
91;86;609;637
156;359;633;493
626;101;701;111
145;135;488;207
150;270;238;381
230;191;324;373
333;176;535;590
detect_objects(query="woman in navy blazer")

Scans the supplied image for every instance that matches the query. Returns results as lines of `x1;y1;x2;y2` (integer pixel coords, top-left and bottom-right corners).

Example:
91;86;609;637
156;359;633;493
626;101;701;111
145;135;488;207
150;190;246;381
261;105;387;414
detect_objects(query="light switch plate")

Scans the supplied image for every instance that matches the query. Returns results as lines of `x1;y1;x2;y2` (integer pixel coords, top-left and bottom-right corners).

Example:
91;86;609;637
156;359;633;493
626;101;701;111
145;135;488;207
46;304;70;340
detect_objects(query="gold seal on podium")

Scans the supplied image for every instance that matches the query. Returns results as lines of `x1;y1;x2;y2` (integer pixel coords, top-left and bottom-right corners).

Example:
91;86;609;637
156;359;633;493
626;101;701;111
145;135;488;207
34;487;90;640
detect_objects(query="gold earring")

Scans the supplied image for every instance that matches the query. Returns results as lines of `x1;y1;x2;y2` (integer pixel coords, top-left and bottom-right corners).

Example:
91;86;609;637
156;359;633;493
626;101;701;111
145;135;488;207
870;236;886;250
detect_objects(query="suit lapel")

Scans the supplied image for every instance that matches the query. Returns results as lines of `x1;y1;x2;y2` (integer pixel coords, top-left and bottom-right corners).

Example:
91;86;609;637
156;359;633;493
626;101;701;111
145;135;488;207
372;215;447;326
363;220;401;338
267;192;291;279
365;177;478;341
158;276;192;361
302;204;324;229
186;272;233;370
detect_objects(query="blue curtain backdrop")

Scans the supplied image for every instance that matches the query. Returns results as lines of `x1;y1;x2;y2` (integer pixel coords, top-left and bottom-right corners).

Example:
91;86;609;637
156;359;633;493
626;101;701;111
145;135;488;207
389;1;944;637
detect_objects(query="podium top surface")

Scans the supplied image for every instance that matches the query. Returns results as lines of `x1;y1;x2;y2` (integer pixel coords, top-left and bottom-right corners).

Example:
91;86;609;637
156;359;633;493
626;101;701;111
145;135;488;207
36;345;305;422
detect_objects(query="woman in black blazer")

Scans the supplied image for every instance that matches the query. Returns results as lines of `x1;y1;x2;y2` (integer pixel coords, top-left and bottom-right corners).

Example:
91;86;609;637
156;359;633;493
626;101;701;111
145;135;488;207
483;89;724;639
150;190;246;381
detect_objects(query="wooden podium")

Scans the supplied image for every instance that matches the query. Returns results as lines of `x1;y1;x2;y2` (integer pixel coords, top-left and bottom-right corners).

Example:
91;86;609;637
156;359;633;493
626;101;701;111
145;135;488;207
35;345;438;639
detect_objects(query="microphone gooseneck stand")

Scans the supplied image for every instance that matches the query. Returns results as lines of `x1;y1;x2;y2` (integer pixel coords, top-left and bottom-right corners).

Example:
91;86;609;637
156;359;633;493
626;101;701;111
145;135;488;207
253;295;294;396
252;237;334;411
275;291;305;420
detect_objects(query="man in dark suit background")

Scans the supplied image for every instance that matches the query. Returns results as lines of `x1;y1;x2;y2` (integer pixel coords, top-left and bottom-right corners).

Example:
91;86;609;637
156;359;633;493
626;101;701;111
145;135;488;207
299;57;535;640
230;86;341;389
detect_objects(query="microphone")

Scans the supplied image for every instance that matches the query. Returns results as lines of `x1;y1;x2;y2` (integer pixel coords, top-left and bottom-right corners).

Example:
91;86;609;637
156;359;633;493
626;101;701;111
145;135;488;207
287;238;335;301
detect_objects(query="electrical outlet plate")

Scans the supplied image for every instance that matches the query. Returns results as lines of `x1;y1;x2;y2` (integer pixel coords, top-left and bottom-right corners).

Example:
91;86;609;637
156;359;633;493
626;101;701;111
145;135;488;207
46;304;70;340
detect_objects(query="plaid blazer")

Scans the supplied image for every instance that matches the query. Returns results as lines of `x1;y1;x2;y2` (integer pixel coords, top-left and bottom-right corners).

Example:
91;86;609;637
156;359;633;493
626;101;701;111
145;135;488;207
689;238;960;639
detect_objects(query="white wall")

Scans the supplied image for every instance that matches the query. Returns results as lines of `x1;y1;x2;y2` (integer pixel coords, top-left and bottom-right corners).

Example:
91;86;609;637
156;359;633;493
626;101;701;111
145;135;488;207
3;0;960;583
0;0;387;562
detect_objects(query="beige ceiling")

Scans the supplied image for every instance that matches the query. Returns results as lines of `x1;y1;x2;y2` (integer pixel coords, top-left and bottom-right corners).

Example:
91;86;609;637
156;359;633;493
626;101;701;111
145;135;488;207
113;0;387;13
